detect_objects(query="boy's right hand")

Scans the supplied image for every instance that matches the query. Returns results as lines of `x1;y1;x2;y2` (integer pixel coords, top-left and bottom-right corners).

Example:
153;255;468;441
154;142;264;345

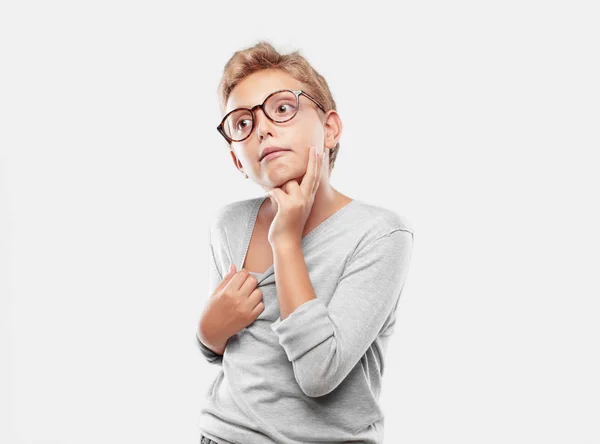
198;263;264;352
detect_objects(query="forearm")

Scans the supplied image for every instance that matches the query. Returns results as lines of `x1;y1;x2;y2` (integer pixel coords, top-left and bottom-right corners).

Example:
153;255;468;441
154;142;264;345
270;229;414;397
272;239;316;320
197;316;228;355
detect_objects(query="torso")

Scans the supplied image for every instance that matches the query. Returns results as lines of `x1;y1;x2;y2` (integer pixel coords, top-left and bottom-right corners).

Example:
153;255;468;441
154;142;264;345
242;204;274;275
241;193;354;275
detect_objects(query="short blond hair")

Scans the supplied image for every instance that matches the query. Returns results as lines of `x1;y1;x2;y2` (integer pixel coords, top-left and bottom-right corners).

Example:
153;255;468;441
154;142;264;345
217;41;340;173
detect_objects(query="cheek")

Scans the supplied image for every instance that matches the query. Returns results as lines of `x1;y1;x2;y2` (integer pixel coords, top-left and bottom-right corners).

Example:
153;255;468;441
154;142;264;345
234;146;255;165
290;120;323;149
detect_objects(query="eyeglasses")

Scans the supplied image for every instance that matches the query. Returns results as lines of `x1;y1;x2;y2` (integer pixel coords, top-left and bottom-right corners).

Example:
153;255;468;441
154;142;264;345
217;89;327;143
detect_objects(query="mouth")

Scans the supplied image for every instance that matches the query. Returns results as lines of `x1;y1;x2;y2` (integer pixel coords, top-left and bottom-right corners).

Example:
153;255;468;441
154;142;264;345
260;147;291;162
261;150;290;162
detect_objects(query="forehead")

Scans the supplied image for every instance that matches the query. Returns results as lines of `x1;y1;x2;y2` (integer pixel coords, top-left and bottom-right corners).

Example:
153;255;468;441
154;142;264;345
225;69;305;114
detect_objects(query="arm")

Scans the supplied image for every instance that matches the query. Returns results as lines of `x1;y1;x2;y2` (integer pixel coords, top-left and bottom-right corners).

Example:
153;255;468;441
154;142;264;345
272;237;317;321
270;229;414;397
196;331;224;363
196;228;225;365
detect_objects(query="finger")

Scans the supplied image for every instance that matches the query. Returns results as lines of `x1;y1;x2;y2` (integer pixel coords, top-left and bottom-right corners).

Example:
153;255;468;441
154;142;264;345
266;187;283;206
286;178;301;197
239;272;259;296
309;147;321;198
312;148;323;197
300;146;318;198
282;180;295;195
214;263;236;292
223;268;253;292
247;288;264;312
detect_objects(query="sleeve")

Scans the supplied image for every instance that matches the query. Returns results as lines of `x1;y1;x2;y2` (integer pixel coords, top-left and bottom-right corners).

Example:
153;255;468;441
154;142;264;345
196;227;225;366
270;228;414;397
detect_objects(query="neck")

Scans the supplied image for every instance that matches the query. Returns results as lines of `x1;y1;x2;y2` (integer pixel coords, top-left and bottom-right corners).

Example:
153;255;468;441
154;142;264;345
264;180;350;236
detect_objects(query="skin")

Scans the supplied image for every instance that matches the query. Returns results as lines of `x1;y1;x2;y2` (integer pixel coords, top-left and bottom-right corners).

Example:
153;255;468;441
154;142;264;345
225;68;354;320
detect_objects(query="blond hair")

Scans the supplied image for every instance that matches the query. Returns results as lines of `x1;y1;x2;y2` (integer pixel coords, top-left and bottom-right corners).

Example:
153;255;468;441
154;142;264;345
217;41;340;173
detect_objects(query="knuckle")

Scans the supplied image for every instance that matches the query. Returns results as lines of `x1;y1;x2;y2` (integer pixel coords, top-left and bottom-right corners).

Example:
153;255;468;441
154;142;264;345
235;303;246;317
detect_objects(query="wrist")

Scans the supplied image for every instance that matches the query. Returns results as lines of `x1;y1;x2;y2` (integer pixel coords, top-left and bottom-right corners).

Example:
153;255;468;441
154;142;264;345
198;320;228;355
270;236;302;251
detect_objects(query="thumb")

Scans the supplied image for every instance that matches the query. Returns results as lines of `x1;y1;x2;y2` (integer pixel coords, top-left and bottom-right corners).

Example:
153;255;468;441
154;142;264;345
266;188;281;204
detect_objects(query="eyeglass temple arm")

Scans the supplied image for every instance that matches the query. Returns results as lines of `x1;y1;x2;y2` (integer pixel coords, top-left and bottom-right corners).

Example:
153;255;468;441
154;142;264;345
294;90;327;113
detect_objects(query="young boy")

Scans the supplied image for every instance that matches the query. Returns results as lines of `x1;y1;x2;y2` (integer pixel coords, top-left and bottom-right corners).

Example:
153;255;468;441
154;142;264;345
196;41;414;444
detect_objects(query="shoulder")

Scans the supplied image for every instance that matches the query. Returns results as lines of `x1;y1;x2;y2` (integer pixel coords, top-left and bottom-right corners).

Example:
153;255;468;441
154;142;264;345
350;199;414;238
211;196;260;225
341;199;414;261
209;196;264;236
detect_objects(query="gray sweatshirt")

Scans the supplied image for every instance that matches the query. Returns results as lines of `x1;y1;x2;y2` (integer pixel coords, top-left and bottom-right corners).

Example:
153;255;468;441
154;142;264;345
197;195;414;444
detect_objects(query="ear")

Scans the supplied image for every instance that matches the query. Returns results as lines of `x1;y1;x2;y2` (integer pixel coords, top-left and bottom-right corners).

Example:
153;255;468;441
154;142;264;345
229;149;248;178
323;110;342;149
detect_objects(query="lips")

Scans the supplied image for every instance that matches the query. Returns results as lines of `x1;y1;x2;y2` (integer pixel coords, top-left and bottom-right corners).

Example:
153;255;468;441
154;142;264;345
260;147;290;161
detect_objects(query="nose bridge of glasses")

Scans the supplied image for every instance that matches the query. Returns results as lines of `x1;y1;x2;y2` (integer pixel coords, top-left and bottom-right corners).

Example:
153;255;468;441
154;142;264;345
250;103;268;120
251;102;277;133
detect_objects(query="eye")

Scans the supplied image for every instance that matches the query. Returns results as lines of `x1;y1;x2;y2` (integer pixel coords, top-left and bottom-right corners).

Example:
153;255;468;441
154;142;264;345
236;119;251;130
273;101;297;115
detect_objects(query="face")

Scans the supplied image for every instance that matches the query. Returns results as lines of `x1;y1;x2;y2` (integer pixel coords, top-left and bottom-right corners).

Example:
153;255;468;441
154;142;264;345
224;69;341;190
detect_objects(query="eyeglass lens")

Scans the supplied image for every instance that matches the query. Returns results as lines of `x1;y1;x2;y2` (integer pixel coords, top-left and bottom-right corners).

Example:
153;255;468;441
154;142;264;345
223;91;298;141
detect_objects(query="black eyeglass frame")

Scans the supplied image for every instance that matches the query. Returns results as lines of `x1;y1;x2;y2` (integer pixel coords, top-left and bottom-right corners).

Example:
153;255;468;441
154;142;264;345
216;89;327;143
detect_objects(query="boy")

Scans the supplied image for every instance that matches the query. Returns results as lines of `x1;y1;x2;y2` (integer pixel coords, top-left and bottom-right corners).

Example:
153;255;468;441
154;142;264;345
197;41;414;444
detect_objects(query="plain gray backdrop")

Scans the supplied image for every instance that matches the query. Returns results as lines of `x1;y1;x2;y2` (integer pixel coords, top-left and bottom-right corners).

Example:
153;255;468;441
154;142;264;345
1;1;598;443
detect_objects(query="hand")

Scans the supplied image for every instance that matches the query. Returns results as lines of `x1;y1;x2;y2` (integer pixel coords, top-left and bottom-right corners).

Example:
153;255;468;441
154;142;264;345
265;145;325;246
198;263;264;353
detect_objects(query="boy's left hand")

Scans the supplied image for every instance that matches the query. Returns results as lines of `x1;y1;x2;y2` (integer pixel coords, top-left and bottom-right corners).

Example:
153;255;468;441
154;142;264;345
265;145;325;246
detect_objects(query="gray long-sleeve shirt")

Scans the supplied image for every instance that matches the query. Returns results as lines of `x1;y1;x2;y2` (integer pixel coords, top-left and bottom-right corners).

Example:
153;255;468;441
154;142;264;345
197;195;414;444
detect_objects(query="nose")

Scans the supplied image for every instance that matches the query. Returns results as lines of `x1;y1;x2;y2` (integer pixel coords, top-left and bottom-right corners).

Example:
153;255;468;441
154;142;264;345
254;106;275;141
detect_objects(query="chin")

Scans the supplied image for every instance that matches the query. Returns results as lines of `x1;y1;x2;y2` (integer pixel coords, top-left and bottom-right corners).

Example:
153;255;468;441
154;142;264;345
265;166;304;187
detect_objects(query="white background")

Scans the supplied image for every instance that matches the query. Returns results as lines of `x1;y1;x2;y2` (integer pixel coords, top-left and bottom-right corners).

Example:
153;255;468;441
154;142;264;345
1;1;599;443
